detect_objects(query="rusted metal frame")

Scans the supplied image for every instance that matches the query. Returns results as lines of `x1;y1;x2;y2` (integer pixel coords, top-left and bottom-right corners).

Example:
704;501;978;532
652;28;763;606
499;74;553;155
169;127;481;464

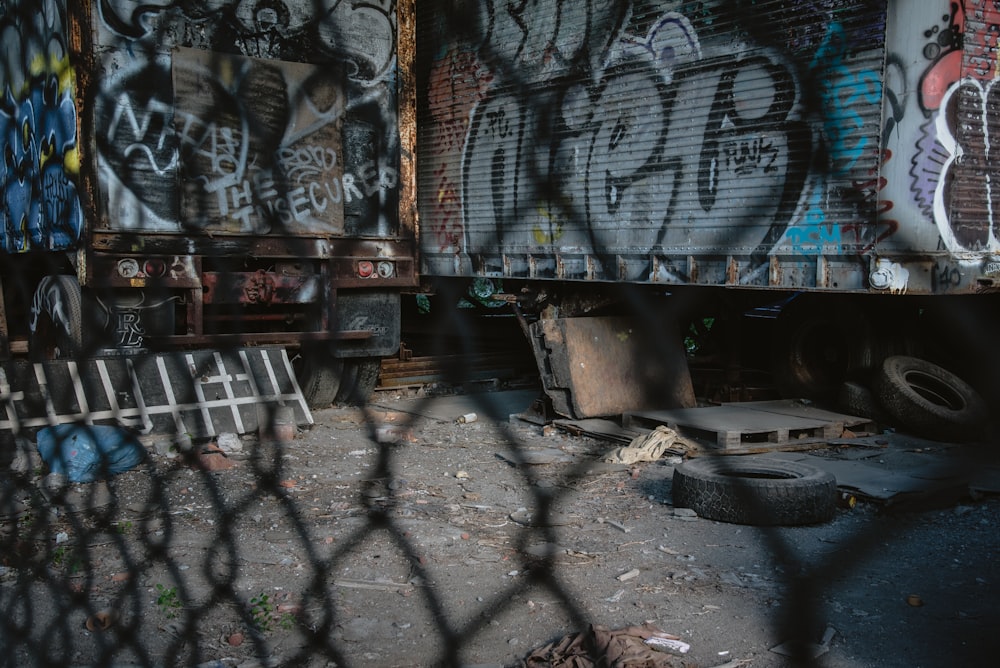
320;260;333;332
201;272;321;305
397;0;418;245
69;0;100;289
89;232;333;258
327;258;417;288
144;329;373;348
189;257;204;335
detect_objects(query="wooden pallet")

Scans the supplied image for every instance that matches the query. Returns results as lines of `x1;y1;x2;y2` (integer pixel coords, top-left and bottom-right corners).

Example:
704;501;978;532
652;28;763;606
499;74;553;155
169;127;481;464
625;400;875;450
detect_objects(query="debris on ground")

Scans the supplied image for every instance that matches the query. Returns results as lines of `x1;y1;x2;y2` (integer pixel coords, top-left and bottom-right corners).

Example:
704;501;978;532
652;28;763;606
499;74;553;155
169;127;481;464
523;623;689;667
37;424;147;483
602;426;687;464
769;626;836;659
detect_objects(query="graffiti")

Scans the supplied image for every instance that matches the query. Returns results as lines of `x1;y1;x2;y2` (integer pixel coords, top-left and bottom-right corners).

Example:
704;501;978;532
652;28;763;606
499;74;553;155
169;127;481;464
869;257;909;293
430;163;462;251
809;22;883;177
420;1;980;283
0;0;83;252
912;2;1000;256
95;61;181;229
918;2;965;113
784;186;842;256
115;310;144;347
427;47;492;157
933;262;963;291
98;0;396;84
934;78;998;252
843;148;900;254
90;1;400;235
172;48;349;233
465;0;627;82
458;9;818;270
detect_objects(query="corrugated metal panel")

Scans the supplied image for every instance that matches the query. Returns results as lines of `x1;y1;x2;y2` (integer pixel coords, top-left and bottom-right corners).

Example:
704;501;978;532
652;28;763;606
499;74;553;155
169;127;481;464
864;0;1000;295
90;1;402;239
947;2;1000;256
418;0;889;290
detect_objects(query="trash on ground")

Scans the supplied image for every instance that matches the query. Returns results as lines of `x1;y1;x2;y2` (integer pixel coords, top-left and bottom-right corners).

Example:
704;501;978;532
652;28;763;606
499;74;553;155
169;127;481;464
37;424;147;483
375;425;416;443
770;626;836;659
597;517;631;532
85;610;115;632
644;635;691;654
216;432;243;454
510;508;574;527
524;623;686;667
603;426;684;464
195;445;237;472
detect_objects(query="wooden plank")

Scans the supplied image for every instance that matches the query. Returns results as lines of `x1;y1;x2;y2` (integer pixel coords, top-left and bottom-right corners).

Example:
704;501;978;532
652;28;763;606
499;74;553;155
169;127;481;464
625;403;847;450
723;399;875;432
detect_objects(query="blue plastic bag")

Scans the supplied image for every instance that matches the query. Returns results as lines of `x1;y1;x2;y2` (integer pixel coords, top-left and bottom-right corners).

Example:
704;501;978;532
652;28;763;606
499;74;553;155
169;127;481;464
37;424;147;483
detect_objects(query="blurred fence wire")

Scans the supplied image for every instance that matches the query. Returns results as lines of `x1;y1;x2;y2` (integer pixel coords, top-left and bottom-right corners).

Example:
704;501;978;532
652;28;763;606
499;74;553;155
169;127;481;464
2;0;999;667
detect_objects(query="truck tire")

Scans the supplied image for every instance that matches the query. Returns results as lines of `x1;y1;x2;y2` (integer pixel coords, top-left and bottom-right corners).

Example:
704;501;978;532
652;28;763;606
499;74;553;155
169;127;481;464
837;380;893;425
29;275;86;360
771;298;876;400
335;357;381;406
293;346;343;409
672;457;837;526
874;355;988;442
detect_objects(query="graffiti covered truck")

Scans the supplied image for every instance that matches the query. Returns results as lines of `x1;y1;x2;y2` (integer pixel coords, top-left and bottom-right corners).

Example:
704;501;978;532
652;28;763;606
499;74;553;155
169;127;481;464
0;0;416;407
416;0;1000;423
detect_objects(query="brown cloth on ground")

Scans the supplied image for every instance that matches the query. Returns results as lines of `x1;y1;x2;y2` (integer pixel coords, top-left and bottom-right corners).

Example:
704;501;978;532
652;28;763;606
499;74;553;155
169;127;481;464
523;623;686;667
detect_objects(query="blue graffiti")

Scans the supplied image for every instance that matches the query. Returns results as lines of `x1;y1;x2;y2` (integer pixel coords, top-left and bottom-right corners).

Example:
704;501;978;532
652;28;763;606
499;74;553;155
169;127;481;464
784;185;841;256
1;77;82;252
810;23;882;177
0;0;83;254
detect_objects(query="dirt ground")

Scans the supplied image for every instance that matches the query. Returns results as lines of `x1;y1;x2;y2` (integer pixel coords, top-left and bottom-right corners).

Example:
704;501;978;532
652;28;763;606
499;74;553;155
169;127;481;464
1;383;998;667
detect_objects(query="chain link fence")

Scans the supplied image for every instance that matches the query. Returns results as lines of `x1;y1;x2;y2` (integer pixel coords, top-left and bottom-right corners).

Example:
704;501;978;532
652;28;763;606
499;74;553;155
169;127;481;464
3;1;1000;666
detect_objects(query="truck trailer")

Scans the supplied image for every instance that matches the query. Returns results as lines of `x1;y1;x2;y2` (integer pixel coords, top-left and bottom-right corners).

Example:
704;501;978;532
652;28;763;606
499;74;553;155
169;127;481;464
0;0;417;408
416;0;1000;428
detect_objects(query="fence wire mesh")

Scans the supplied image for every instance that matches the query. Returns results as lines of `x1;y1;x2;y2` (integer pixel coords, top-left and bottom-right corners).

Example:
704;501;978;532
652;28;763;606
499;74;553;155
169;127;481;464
2;1;1000;667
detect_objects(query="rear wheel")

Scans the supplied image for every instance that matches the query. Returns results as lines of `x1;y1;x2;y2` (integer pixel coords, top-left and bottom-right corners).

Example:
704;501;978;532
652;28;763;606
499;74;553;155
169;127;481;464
335;357;381;406
29;275;86;360
293;345;344;409
771;298;875;400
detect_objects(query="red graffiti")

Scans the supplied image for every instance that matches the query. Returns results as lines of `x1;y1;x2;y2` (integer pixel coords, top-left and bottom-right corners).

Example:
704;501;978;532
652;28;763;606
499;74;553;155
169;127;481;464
427;48;492;155
431;163;463;251
921;1;1000;112
845;148;898;253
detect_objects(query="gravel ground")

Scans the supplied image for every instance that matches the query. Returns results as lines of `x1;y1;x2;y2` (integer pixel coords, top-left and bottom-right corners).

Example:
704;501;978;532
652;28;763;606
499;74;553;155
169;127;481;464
1;386;998;667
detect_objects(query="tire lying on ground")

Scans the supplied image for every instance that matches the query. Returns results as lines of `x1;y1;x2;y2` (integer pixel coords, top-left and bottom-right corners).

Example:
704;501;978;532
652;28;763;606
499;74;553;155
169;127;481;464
672;457;837;526
874;355;988;442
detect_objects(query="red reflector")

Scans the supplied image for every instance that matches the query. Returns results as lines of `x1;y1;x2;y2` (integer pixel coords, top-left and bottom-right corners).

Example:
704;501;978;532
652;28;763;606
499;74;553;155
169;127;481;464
357;260;374;278
144;259;167;277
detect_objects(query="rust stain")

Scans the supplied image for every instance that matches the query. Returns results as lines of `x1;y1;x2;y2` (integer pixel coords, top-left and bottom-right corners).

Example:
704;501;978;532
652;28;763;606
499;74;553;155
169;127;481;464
397;0;418;242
